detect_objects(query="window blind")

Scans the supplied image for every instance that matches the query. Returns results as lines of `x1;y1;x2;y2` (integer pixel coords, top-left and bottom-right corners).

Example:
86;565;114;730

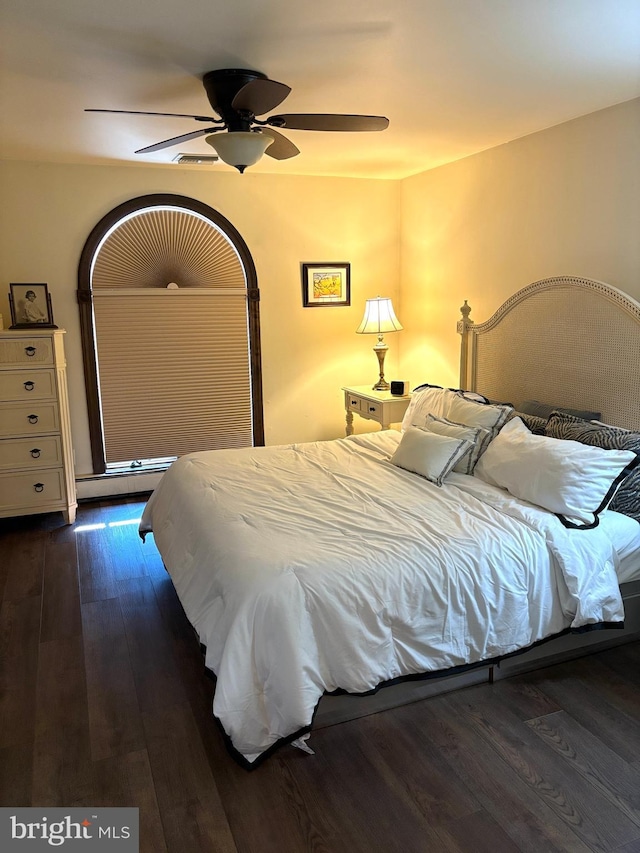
88;204;256;466
93;290;252;463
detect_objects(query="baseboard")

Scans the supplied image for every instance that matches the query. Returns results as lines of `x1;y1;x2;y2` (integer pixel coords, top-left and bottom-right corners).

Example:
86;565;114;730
76;471;163;500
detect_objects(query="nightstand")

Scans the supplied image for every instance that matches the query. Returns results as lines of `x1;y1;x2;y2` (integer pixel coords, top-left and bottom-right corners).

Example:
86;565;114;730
342;385;411;436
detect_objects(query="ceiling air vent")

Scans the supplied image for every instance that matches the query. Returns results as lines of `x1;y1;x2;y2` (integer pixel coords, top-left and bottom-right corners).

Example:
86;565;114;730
173;153;219;165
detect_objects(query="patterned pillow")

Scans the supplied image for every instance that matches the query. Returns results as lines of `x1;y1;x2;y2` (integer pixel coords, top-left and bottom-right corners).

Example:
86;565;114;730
508;410;547;435
545;411;640;522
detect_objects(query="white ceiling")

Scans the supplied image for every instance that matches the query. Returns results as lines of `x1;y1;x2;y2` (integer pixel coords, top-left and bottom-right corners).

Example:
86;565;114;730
1;0;639;179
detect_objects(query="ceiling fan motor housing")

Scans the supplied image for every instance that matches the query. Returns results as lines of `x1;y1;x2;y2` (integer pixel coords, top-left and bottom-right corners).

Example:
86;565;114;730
203;69;267;130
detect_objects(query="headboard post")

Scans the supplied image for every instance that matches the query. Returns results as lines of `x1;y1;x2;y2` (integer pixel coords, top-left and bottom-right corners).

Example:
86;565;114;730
457;300;474;390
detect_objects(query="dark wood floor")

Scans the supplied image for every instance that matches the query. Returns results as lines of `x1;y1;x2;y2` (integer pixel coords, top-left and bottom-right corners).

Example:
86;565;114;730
1;498;640;852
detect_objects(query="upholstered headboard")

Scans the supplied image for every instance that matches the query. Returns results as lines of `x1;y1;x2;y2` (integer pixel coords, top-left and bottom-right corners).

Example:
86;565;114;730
458;276;640;431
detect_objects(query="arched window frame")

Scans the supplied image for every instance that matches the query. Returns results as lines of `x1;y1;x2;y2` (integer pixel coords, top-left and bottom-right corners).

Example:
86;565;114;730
77;193;264;474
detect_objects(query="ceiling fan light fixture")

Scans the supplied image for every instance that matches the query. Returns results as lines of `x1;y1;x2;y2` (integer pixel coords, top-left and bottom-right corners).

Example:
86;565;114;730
205;131;273;173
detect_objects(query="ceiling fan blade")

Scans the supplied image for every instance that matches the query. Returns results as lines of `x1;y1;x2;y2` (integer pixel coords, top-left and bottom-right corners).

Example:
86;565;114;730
266;114;389;132
135;127;221;154
85;108;222;123
260;128;300;161
232;78;292;116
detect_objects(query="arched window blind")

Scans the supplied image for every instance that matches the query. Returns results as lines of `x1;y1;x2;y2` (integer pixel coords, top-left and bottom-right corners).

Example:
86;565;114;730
78;194;264;474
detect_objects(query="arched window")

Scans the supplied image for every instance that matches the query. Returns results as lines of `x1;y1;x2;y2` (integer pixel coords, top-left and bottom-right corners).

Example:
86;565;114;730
78;194;263;474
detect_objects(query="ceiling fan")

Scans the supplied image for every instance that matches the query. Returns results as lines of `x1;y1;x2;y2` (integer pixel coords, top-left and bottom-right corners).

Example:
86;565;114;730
86;68;389;172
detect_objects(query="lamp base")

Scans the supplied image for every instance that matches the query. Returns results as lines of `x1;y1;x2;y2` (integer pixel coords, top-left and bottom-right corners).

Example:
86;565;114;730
372;340;389;392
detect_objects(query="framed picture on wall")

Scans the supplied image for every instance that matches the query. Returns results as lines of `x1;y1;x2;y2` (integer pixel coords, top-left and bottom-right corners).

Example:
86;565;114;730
9;283;57;328
301;262;351;308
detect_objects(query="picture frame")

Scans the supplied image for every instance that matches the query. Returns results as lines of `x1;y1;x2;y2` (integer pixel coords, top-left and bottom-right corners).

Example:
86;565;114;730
301;262;351;308
9;283;57;329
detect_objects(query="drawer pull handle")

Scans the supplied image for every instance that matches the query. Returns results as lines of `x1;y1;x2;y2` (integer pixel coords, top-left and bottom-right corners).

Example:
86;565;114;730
25;346;36;357
27;414;39;424
24;381;35;391
34;483;45;493
369;406;376;412
350;399;357;405
30;448;41;458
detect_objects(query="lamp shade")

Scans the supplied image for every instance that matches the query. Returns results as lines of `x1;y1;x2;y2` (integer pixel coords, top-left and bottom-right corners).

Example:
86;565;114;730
356;297;403;334
206;132;273;173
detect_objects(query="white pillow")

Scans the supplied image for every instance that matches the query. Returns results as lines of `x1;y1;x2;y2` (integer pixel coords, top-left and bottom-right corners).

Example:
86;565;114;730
424;414;490;475
390;427;472;487
447;393;513;433
474;417;639;528
401;387;457;432
447;393;513;461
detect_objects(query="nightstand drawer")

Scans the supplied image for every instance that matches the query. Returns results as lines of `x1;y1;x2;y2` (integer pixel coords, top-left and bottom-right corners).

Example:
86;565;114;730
0;369;56;401
342;385;411;436
0;401;60;437
362;400;381;418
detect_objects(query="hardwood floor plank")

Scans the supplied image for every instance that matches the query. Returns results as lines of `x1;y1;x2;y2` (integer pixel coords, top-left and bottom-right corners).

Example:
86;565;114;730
141;702;237;853
435;808;523;853
397;695;594;853
1;527;44;602
82;597;146;761
117;576;187;713
86;749;167;853
75;505;120;603
597;643;640;688
529;664;640;763
276;723;452;853
439;689;640;851
40;539;81;641
356;710;480;825
31;634;93;806
0;743;33;807
0;595;41;748
527;710;640;831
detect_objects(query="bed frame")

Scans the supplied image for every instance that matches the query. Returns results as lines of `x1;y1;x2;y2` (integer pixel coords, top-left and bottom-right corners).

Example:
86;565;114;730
315;276;640;729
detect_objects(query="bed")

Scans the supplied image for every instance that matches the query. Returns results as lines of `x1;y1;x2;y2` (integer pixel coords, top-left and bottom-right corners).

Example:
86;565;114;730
140;275;640;768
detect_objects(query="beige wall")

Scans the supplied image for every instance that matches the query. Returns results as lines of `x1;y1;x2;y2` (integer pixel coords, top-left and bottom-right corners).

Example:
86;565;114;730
398;97;640;390
1;97;637;489
0;162;400;477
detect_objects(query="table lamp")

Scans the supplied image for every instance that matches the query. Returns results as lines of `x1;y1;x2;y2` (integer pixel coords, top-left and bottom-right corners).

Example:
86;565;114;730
356;296;403;390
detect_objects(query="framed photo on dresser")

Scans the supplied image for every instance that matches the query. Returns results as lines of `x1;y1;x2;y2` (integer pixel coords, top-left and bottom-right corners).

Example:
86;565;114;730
8;283;57;328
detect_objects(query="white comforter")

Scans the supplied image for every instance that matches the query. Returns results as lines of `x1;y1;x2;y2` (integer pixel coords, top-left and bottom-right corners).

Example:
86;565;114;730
140;431;624;764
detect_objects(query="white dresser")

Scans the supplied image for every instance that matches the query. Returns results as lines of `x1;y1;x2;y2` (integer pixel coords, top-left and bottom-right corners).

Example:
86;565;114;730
0;329;77;523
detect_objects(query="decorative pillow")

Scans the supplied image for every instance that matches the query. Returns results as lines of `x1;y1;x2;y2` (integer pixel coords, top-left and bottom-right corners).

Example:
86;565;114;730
520;400;601;421
446;393;513;460
425;414;490;475
545;411;640;523
390;427;472;487
474;417;639;529
401;386;457;432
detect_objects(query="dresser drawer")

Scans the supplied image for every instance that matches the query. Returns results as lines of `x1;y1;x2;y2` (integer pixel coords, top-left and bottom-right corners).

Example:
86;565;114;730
0;369;56;402
0;336;54;367
0;435;63;471
0;468;65;510
0;401;60;437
